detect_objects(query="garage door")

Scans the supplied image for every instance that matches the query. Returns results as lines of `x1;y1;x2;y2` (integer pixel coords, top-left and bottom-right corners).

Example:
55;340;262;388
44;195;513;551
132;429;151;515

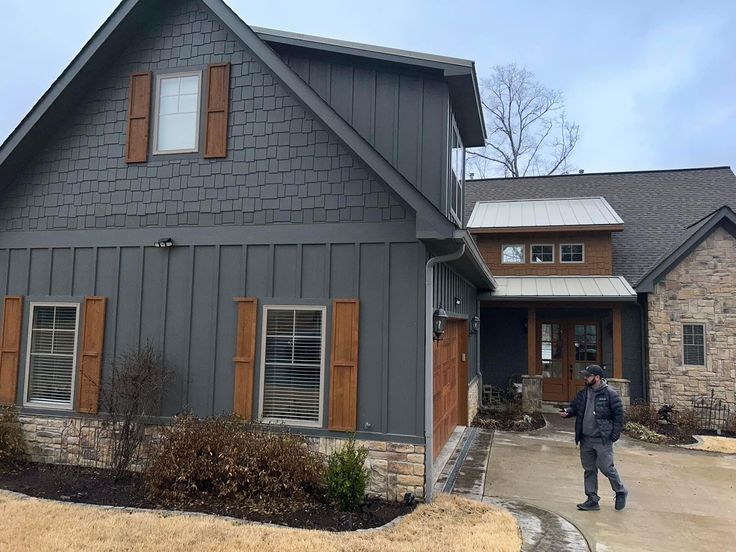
432;319;464;459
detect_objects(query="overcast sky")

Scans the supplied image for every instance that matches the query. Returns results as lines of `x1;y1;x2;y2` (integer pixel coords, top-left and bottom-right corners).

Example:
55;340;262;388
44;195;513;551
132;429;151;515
1;0;734;174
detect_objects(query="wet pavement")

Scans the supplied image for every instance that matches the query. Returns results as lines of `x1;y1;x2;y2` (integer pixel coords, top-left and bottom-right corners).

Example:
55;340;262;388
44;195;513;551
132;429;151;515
485;416;736;551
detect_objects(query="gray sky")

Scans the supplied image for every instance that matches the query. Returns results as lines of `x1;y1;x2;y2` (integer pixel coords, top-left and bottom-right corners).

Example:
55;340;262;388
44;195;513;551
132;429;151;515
1;0;734;174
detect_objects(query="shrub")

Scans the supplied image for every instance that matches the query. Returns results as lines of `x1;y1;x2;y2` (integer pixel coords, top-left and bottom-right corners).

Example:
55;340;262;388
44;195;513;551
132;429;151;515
623;422;666;444
0;405;26;468
145;413;323;507
99;341;170;478
325;436;370;511
625;403;660;428
670;408;701;442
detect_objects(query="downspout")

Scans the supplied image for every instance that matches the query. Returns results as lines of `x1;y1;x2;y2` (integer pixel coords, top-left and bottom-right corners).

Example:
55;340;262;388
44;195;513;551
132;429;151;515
424;244;465;502
636;294;649;402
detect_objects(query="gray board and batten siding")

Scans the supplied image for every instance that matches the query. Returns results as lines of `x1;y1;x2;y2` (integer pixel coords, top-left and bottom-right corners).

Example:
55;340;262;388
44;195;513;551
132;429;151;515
0;0;470;443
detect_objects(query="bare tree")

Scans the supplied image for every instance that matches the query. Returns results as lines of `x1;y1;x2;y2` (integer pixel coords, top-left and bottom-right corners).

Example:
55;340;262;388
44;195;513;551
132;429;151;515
467;64;579;178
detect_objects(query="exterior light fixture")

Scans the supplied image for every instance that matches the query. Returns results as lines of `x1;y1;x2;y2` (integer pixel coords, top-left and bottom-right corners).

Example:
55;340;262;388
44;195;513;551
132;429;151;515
432;307;448;340
454;296;461;307
154;237;174;248
470;315;480;334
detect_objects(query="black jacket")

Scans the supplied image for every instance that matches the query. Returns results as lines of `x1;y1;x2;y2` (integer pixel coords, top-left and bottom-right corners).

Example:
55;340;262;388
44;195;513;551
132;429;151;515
565;383;624;444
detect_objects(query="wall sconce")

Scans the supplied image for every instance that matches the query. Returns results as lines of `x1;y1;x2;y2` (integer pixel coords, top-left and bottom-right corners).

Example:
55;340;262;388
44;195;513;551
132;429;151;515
154;237;174;248
470;315;480;334
432;308;448;340
454;296;461;308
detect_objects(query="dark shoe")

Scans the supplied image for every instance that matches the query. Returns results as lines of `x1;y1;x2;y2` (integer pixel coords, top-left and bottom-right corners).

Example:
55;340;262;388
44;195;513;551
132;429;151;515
576;498;600;511
615;490;628;510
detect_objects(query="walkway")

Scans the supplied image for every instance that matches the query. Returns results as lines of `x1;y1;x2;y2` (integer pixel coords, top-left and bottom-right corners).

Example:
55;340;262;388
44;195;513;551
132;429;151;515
485;416;736;551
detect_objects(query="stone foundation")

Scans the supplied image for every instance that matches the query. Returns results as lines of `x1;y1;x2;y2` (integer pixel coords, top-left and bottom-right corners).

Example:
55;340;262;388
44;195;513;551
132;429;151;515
17;413;425;502
467;376;480;423
648;227;736;409
521;375;543;413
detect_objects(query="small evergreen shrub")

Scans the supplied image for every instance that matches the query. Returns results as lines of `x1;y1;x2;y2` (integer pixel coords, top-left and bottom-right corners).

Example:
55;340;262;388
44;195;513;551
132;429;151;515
0;405;26;468
325;436;370;511
623;422;666;444
145;413;323;507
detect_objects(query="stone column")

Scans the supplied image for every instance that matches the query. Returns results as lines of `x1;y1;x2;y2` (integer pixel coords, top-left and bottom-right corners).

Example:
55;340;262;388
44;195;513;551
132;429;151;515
607;378;631;409
522;374;543;413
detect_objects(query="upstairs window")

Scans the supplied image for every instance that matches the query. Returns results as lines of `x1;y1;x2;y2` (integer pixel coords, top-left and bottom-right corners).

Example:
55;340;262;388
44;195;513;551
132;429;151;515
449;118;464;223
531;244;554;263
683;324;705;366
502;244;525;264
153;72;202;154
561;244;584;263
24;304;79;409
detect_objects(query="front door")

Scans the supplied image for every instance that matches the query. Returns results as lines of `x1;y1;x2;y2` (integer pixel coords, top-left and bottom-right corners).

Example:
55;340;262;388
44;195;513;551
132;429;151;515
539;321;600;402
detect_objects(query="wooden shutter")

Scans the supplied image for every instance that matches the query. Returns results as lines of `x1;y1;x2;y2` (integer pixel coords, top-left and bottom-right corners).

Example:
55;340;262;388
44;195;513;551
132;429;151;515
77;297;106;414
328;299;360;431
0;297;23;404
204;63;230;158
233;297;257;420
125;72;152;163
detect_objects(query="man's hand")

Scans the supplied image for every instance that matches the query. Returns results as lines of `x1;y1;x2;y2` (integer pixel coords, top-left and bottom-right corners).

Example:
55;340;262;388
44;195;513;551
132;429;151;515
559;408;568;418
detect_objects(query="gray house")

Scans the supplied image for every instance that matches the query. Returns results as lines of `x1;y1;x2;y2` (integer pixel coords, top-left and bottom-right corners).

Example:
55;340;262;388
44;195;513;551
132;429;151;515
0;0;494;501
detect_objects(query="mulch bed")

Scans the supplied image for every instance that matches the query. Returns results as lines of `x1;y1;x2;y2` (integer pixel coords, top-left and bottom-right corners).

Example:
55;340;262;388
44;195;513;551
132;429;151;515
471;409;546;431
0;462;413;531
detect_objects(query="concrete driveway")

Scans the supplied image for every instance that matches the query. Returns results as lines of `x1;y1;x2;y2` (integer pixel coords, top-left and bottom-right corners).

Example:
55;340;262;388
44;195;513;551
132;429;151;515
485;416;736;551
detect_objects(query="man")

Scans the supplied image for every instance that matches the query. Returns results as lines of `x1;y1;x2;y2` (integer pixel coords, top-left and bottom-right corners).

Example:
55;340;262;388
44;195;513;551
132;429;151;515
560;364;627;511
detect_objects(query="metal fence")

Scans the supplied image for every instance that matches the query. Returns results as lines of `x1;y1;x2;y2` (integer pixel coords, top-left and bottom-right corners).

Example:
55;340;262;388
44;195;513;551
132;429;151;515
692;391;731;434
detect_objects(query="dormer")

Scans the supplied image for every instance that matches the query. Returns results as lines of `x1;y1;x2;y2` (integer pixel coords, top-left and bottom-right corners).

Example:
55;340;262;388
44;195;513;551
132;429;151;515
467;197;625;276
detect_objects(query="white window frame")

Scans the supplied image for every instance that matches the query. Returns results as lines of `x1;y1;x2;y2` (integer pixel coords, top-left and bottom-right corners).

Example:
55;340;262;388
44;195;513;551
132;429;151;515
530;244;555;264
152;70;202;155
682;323;706;367
448;116;464;225
501;244;525;264
560;243;585;264
258;305;327;428
23;302;81;410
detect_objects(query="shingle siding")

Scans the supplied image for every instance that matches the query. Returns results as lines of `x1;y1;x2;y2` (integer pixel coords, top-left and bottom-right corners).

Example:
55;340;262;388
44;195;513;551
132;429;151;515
0;0;407;233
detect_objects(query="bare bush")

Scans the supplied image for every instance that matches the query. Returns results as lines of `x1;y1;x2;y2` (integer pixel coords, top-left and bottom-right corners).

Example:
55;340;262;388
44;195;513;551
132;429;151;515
99;341;169;478
0;405;26;469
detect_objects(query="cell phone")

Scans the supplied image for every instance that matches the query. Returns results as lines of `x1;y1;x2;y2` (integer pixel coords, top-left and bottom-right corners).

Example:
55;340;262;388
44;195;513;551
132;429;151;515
559;408;567;413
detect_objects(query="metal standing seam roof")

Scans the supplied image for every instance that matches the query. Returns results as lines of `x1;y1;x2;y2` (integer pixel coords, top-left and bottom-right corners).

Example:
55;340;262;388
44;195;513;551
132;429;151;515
487;276;637;301
467;197;624;229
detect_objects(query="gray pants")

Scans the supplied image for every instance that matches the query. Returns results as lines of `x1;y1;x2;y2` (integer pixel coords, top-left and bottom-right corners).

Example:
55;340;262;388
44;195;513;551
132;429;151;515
580;436;626;502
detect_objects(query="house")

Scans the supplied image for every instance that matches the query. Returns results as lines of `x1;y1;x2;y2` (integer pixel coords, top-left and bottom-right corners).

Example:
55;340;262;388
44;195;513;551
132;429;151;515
0;0;495;501
465;167;736;411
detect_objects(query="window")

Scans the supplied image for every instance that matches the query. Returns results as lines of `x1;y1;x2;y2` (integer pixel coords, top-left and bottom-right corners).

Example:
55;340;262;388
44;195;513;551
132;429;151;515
561;244;584;263
260;306;326;426
531;244;554;263
449;117;464;223
502;245;525;264
153;72;202;154
24;303;79;409
683;324;705;366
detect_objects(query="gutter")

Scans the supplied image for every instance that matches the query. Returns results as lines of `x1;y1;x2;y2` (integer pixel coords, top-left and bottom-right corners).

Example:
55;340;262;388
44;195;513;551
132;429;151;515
423;243;465;503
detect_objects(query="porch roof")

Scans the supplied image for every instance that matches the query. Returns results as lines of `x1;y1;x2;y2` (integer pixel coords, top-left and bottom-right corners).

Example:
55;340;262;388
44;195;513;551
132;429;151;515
480;276;637;302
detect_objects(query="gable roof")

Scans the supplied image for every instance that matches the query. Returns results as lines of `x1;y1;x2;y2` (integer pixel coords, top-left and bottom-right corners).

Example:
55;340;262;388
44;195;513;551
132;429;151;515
252;27;486;147
0;0;456;239
465;167;736;286
636;205;736;292
467;197;623;231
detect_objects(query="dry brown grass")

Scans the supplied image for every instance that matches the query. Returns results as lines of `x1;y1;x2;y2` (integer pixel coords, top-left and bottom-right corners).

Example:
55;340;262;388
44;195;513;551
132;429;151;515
0;491;520;552
687;436;736;454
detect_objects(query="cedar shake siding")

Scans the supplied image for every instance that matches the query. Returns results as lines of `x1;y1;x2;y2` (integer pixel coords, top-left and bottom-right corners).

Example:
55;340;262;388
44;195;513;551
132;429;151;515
0;0;407;233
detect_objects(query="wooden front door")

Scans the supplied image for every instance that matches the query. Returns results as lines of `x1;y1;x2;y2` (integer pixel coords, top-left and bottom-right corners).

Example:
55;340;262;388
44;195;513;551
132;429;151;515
433;319;464;459
539;320;600;402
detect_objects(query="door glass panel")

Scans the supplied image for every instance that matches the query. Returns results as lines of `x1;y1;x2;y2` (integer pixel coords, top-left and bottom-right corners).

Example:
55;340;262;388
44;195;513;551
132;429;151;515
541;323;563;378
574;324;598;364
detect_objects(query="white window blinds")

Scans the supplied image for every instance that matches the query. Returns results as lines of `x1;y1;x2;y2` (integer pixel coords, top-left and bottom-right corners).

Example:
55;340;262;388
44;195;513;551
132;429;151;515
261;307;325;425
155;73;201;153
26;304;79;407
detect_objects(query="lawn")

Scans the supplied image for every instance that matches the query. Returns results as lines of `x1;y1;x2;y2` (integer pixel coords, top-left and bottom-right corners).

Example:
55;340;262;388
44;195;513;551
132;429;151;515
0;491;521;552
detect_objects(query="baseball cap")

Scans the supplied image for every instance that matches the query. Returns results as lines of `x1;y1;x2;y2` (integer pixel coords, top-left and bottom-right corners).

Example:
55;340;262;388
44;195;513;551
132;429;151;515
580;364;604;377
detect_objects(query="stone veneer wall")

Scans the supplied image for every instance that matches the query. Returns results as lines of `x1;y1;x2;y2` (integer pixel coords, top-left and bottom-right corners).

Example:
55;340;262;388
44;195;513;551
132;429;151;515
18;414;425;501
467;377;480;423
648;227;736;409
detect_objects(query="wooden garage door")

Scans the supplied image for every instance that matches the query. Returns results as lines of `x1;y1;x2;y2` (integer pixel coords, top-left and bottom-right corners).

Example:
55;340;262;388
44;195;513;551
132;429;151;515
432;319;463;459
